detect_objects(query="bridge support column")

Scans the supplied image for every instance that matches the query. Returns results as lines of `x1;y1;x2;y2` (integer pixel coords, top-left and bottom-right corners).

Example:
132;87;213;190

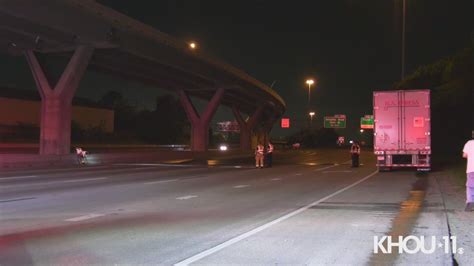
232;106;263;150
263;117;278;144
254;117;277;147
25;46;94;155
178;88;225;152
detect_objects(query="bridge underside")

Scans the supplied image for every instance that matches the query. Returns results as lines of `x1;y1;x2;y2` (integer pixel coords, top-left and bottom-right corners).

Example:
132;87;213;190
0;0;286;154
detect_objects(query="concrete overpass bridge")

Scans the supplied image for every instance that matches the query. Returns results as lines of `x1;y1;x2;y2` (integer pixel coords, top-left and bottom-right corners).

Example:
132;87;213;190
0;0;286;155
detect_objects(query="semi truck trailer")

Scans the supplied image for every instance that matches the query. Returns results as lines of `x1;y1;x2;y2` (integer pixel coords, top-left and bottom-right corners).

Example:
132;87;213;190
373;90;431;171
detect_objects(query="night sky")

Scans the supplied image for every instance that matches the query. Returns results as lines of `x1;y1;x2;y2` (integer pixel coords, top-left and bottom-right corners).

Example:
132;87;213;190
1;0;472;139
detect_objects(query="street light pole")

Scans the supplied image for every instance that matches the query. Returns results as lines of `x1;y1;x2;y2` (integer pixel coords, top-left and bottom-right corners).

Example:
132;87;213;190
309;112;315;126
305;79;315;107
401;0;406;80
308;83;311;106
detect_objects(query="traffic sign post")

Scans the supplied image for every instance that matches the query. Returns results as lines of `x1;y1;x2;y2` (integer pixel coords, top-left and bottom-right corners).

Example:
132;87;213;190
217;121;240;132
324;115;346;128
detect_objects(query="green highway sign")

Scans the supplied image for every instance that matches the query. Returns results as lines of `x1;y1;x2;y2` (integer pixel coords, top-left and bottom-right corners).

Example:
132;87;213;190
324;115;346;128
360;115;374;129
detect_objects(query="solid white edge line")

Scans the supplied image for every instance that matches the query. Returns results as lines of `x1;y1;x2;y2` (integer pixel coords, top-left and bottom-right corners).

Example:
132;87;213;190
174;170;379;266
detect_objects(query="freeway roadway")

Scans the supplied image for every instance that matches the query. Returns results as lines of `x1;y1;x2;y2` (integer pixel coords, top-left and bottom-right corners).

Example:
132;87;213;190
0;149;452;265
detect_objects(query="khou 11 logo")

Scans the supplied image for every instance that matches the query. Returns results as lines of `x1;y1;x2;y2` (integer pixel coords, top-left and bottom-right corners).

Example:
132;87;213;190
374;236;464;254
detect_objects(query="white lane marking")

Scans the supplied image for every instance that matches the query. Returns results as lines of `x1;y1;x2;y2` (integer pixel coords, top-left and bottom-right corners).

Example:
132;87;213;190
114;163;193;168
61;177;108;183
271;178;282;181
65;213;105;222
176;195;198;200
323;170;353;173
144;179;179;185
233;185;250;189
2;177;109;188
0;197;36;203
295;173;302;176
313;165;338;172
174;170;379;266
1;165;118;176
0;175;38;181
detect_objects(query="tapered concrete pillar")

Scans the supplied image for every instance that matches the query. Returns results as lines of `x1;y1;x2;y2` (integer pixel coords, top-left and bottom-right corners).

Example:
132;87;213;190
25;46;94;155
262;117;278;146
178;88;225;152
232;106;263;150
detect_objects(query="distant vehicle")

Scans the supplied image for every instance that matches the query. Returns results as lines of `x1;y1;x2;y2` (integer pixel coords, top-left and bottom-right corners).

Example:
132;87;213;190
373;90;431;171
75;147;88;165
219;144;228;151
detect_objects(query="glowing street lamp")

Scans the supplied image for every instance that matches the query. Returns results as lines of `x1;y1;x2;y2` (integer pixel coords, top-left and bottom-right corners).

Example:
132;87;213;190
305;79;315;107
360;129;364;133
189;41;197;50
309;111;316;126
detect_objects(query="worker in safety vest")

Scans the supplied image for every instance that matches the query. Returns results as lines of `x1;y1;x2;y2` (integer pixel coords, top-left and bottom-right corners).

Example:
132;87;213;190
350;141;361;167
255;143;265;168
265;142;274;167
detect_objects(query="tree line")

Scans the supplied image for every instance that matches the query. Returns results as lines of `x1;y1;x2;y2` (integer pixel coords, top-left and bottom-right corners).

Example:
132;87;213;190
395;42;473;155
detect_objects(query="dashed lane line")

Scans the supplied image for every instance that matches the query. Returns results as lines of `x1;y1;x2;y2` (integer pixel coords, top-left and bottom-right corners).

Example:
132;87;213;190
176;195;198;200
174;169;379;266
233;185;250;189
322;170;354;173
0;197;36;203
0;175;38;181
144;179;179;185
114;163;195;168
313;165;339;172
65;213;105;222
61;177;108;183
2;177;109;188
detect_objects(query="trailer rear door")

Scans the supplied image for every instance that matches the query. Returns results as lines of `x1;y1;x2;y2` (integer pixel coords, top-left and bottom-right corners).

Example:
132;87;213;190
374;91;400;151
401;90;431;151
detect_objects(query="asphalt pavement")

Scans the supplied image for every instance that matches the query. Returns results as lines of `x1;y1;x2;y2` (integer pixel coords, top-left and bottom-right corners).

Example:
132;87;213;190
0;149;457;265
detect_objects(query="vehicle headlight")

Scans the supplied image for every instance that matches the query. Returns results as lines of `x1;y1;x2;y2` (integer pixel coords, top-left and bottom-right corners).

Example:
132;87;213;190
219;145;228;151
